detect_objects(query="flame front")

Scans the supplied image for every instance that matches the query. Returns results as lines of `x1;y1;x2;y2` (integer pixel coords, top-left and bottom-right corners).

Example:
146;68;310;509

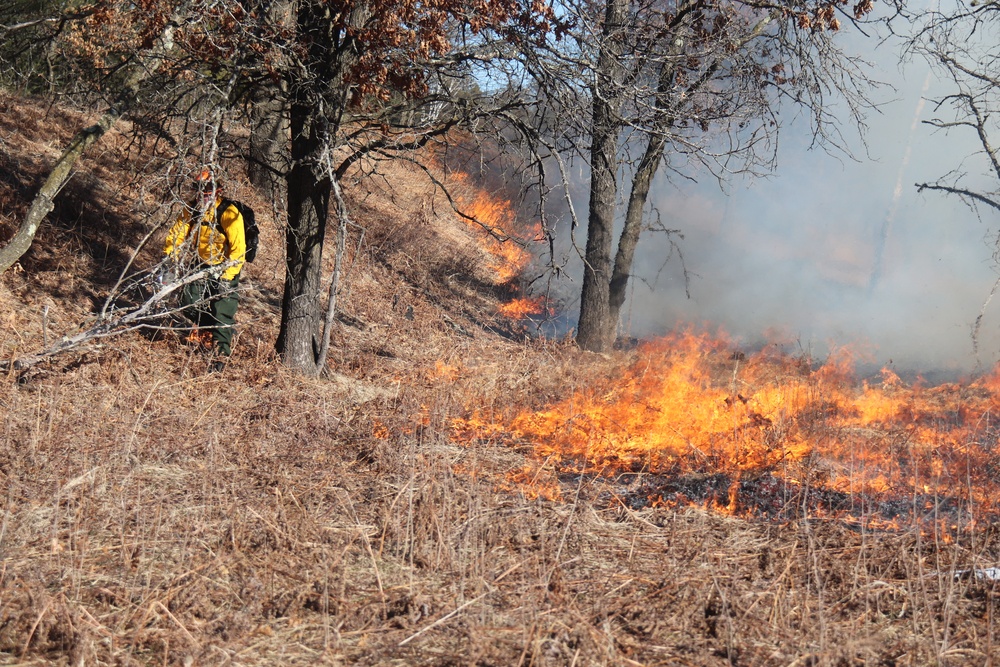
455;331;1000;529
444;171;548;322
452;176;537;285
496;296;548;320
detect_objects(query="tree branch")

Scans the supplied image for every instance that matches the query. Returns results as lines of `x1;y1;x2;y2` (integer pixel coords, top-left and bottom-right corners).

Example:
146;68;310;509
0;2;191;274
916;181;1000;212
1;264;225;373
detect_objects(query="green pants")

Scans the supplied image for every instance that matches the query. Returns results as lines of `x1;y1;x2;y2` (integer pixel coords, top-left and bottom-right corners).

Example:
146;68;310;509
181;275;240;356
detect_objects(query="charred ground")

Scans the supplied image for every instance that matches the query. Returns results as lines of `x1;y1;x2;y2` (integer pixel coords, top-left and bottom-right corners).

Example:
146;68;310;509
2;93;1000;667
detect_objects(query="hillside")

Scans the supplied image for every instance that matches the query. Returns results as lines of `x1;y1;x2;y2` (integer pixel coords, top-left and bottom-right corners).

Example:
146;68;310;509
2;92;999;667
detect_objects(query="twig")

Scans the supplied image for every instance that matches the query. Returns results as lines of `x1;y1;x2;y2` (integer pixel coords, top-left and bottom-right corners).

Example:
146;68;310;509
154;601;198;645
971;273;1000;360
552;474;584;565
21;598;52;657
397;592;490;647
398;560;523;647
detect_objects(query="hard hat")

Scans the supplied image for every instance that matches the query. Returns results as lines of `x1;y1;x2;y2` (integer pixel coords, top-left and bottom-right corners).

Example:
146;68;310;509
192;168;218;194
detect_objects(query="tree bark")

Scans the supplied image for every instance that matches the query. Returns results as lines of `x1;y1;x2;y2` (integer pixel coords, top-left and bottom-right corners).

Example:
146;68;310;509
0;4;187;274
608;134;666;327
275;98;330;374
576;0;627;353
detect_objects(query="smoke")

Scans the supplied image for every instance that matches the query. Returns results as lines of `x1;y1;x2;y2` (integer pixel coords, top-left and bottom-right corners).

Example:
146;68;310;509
537;43;1000;378
617;61;1000;377
869;70;933;294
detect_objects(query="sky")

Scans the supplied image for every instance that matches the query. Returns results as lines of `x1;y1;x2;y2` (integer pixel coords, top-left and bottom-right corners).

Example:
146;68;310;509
552;26;1000;379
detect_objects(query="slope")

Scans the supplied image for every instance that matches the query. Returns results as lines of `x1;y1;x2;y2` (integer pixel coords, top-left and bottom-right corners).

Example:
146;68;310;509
1;91;997;667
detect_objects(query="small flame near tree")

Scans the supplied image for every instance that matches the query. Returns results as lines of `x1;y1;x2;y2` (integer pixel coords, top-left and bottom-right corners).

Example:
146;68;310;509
454;329;1000;537
496;295;550;320
449;172;546;322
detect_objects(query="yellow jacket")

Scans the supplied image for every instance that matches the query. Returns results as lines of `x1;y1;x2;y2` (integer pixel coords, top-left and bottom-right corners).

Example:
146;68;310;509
165;198;246;281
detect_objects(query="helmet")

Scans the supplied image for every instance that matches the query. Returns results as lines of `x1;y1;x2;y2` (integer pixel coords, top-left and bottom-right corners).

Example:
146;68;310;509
193;168;217;192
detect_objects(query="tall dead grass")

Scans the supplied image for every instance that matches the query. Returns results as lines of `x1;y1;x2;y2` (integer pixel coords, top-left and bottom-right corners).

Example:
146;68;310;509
5;331;1000;666
2;92;1000;667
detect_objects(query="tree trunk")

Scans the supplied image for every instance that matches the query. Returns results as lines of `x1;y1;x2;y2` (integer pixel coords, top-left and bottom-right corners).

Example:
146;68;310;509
576;121;617;352
608;135;666;327
0;117;114;273
274;0;365;374
576;0;627;353
275;98;330;374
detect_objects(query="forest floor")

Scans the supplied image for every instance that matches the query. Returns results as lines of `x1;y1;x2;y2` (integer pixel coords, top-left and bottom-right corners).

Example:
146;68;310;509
2;91;1000;667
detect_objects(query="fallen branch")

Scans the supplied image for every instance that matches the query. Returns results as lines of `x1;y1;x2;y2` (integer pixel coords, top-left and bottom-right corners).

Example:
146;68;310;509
1;266;224;372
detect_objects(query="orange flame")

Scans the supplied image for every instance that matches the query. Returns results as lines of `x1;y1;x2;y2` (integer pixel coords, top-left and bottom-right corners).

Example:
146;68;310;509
499;464;563;501
454;330;1000;531
429;360;461;382
496;296;547;320
449;173;540;285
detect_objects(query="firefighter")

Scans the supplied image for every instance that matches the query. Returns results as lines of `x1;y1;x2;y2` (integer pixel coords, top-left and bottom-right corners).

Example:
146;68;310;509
164;169;246;369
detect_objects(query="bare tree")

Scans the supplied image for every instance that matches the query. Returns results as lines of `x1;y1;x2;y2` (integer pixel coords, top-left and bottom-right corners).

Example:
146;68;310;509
906;0;1000;213
520;0;882;351
903;0;1000;353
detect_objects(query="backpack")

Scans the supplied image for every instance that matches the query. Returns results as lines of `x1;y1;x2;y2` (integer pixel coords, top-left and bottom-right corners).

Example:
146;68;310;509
217;199;259;263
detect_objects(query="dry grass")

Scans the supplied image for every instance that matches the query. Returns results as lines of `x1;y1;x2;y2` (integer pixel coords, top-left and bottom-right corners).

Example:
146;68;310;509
2;92;1000;667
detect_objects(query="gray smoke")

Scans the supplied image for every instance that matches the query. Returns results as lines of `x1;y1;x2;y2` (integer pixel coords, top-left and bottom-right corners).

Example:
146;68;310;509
623;63;999;377
546;40;1000;378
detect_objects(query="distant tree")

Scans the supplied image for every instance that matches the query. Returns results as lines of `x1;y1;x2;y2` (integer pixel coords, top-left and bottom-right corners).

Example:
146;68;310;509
904;0;1000;352
520;0;882;351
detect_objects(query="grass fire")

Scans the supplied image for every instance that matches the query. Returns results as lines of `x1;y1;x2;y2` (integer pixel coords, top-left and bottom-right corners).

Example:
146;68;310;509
455;331;1000;538
5;91;1000;666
